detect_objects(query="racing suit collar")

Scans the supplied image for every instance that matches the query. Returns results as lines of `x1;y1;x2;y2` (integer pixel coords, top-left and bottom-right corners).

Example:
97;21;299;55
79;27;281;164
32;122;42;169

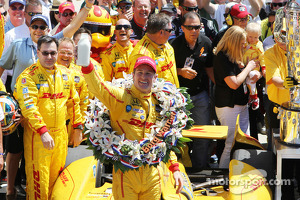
115;41;132;53
130;84;152;100
38;60;57;75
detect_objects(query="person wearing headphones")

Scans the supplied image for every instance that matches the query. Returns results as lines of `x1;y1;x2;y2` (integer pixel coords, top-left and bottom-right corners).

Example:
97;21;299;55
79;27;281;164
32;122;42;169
212;3;252;48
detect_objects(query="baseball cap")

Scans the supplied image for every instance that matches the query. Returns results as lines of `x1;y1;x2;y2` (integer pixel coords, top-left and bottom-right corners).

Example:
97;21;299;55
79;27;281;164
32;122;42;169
160;4;177;15
230;4;252;18
30;15;50;27
134;56;157;72
117;0;132;7
59;1;75;14
9;0;26;6
51;0;65;12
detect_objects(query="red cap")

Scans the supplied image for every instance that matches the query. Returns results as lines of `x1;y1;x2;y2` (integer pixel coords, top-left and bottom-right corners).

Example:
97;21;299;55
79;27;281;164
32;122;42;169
59;1;75;13
134;56;157;72
230;4;252;18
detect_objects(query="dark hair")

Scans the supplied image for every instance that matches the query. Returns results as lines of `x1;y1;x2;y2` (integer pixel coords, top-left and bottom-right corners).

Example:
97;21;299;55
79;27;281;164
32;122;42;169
146;13;171;34
74;27;92;40
25;0;42;11
181;11;201;24
179;0;184;6
0;4;3;8
268;10;276;17
37;36;59;50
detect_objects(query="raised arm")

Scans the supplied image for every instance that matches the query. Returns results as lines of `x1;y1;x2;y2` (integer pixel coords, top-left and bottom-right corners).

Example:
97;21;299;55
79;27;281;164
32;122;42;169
62;0;95;38
200;0;218;15
248;0;263;17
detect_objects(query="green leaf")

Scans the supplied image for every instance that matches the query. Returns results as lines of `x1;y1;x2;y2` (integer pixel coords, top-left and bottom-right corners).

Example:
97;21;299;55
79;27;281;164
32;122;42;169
179;137;192;143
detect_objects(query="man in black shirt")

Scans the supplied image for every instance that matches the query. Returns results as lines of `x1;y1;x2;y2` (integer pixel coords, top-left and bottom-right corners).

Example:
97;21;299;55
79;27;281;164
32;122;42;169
171;0;217;42
130;0;150;40
171;12;214;169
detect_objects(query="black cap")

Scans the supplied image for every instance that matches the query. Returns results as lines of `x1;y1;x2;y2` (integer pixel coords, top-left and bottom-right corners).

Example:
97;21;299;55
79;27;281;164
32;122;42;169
160;3;177;15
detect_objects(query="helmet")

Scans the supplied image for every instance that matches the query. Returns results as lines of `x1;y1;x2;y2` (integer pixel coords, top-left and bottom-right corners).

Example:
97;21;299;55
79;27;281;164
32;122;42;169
0;92;19;136
82;5;112;48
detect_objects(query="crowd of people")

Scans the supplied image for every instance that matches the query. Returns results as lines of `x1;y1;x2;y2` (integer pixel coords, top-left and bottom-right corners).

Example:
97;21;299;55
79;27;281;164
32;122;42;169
0;0;292;199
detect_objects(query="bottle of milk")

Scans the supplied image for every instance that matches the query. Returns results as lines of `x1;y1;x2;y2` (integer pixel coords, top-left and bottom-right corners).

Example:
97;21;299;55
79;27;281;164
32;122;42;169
76;33;91;66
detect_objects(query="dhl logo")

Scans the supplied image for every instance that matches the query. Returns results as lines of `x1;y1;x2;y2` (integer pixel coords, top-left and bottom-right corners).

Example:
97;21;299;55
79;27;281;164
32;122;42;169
41;92;65;99
161;61;174;72
33;165;41;199
123;118;154;129
117;67;129;72
59;171;69;187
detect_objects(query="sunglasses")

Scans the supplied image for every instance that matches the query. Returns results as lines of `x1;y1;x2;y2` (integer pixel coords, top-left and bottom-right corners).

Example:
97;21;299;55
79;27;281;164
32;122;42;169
163;28;174;33
41;51;57;56
31;25;48;30
183;25;201;30
271;1;287;9
26;12;43;17
11;5;24;11
1;11;7;16
61;12;75;17
233;16;249;22
181;6;198;11
54;11;59;15
118;4;131;11
115;24;131;30
82;23;111;36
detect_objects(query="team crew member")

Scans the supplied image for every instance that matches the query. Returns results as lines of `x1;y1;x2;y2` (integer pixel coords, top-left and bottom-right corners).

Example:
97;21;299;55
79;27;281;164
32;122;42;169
73;27;106;100
81;56;183;199
15;36;83;199
57;37;89;146
100;19;134;81
129;13;179;87
171;11;214;169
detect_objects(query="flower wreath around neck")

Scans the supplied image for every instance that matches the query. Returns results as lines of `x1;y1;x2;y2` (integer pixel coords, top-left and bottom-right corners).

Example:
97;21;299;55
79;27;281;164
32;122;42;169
84;73;194;173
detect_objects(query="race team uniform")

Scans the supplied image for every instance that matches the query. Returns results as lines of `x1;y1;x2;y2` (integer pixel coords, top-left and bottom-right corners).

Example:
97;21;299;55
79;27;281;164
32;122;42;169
129;34;180;87
65;62;89;143
82;63;180;200
265;43;289;105
15;61;83;199
100;41;133;81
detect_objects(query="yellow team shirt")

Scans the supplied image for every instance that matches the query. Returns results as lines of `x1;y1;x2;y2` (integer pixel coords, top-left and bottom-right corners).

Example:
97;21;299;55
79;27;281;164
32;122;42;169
129;34;179;87
100;41;133;81
265;43;289;105
243;40;265;70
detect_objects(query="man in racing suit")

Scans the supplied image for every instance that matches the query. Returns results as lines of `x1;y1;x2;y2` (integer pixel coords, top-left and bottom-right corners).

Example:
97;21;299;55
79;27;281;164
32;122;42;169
82;56;183;199
57;37;89;146
14;36;83;199
100;19;134;81
129;13;179;87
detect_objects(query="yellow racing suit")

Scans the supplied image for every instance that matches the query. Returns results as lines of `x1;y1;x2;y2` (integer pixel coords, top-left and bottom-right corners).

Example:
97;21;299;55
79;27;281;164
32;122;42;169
129;34;180;87
14;61;83;199
265;43;289;105
100;41;133;81
82;63;180;200
65;62;89;144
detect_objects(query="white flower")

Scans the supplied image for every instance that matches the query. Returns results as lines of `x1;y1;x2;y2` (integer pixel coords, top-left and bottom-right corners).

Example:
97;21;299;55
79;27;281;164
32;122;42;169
145;132;155;141
100;138;114;154
146;149;157;164
129;145;141;161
